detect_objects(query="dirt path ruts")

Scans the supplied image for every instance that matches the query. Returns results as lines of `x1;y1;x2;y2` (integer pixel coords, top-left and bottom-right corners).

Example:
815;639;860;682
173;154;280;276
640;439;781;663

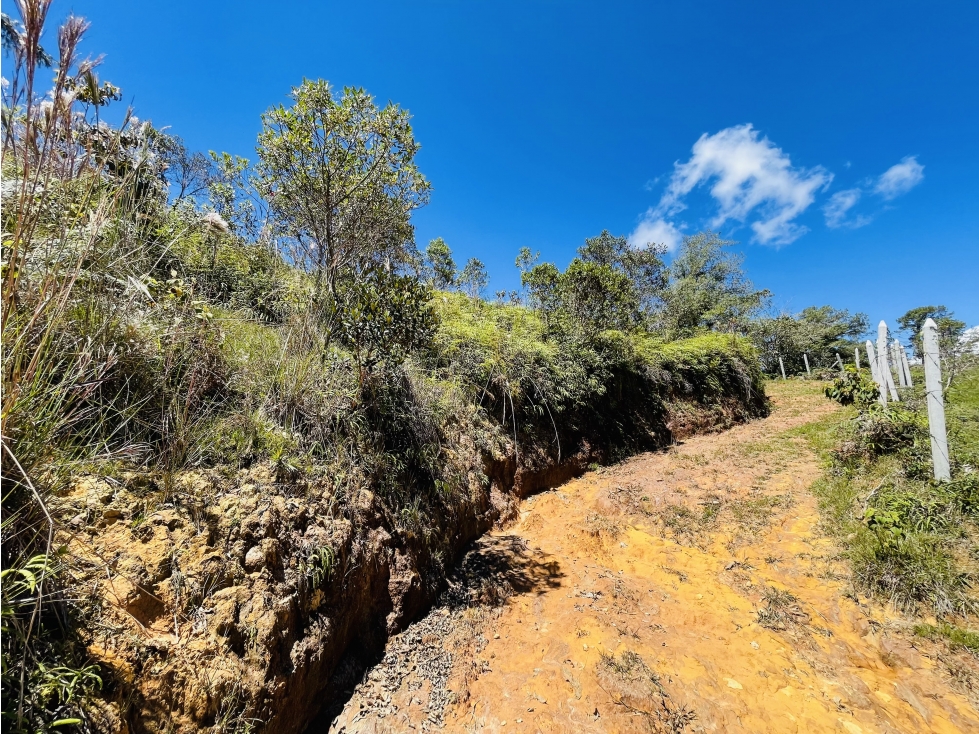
327;382;979;733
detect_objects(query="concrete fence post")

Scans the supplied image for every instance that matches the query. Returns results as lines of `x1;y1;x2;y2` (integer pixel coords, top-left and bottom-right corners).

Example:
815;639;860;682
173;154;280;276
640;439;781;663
803;353;811;376
923;318;951;481
891;339;908;387
899;344;913;387
855;347;860;370
877;321;899;402
866;340;885;406
778;356;787;380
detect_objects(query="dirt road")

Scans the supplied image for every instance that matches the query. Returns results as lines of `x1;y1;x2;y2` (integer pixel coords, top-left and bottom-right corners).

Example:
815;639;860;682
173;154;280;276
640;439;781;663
327;382;979;733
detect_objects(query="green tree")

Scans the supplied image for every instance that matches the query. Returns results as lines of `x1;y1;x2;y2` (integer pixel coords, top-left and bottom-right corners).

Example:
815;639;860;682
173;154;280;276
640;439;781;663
458;257;489;298
577;230;667;317
521;258;640;335
750;306;868;375
559;259;640;333
206;151;262;237
515;246;539;276
255;79;431;296
661;232;769;336
897;305;966;359
521;261;562;318
158;133;213;203
329;266;437;379
424;237;456;289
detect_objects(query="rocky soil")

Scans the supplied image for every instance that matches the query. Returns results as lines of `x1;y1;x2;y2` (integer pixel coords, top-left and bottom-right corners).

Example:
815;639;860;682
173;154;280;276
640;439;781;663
59;386;763;733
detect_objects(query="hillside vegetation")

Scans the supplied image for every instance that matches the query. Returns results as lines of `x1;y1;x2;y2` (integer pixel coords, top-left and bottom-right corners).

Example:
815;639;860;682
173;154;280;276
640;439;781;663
8;5;974;733
1;6;770;732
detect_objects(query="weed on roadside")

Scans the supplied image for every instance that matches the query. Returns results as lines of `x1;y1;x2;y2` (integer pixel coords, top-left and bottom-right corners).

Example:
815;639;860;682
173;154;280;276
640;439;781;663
596;650;696;733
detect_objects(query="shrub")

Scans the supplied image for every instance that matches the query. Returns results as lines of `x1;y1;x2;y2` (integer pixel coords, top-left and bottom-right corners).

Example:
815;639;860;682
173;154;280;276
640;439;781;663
825;365;879;406
834;406;927;465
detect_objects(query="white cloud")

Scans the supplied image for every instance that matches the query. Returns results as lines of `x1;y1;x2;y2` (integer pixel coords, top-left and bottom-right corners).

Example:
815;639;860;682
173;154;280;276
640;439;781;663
823;188;871;229
821;155;924;227
627;216;683;252
634;124;832;247
873;155;924;200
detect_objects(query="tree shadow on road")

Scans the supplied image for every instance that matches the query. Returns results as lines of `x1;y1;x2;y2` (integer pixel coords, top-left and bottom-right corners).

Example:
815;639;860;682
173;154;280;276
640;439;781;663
443;534;565;609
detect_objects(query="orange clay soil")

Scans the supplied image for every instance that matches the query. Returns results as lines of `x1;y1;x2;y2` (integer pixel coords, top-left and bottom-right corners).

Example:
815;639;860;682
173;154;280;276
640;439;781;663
327;381;979;733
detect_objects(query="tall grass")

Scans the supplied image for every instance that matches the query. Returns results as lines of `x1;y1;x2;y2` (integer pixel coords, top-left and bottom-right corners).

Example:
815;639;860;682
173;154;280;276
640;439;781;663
0;3;192;726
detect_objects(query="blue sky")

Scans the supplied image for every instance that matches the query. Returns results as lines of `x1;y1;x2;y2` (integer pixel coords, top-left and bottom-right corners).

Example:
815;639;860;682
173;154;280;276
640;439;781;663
31;0;979;326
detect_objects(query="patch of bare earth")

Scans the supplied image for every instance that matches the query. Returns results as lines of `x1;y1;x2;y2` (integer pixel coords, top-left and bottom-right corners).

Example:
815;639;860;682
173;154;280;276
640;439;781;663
325;383;979;733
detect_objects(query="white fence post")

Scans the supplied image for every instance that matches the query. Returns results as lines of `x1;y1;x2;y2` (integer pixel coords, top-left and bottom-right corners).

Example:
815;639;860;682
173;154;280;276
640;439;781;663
803;353;811;376
891;339;908;387
877;321;899;402
866;340;885;406
855;347;860;370
923;318;951;481
899;344;913;387
778;356;787;380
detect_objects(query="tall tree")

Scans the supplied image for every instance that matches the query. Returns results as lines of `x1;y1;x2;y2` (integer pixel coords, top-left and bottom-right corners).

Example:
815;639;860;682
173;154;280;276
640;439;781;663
661;232;769;336
458;257;489;298
577;230;667;316
255;79;431;296
897;305;965;359
424;237;456;290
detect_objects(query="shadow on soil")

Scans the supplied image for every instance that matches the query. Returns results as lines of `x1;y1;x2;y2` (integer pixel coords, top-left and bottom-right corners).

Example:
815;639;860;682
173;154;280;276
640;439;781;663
305;534;564;732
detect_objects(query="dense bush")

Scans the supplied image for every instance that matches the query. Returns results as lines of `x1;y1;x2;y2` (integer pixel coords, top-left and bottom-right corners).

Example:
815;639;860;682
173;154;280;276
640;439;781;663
825;365;880;406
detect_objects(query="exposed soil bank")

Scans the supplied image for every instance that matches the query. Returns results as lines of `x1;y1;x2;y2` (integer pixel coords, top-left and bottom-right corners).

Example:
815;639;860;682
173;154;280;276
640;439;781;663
329;381;979;733
63;353;766;734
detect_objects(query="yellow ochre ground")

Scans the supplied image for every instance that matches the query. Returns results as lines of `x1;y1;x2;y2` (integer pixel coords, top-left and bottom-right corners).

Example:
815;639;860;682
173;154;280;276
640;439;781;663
331;381;979;733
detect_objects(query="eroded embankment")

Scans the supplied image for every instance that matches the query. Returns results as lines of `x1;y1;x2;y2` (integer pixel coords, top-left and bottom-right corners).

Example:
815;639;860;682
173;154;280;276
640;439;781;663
328;381;979;734
61;342;766;734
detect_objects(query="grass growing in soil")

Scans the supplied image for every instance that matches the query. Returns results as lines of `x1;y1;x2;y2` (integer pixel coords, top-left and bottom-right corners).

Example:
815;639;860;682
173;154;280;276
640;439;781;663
811;364;979;622
914;622;979;653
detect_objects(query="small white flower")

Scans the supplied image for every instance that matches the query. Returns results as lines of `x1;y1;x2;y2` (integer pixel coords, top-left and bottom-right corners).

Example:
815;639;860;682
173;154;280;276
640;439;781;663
203;212;230;234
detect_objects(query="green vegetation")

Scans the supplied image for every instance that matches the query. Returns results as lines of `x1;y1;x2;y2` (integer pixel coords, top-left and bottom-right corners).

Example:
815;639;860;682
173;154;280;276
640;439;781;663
12;3;974;730
897;305;966;360
811;362;979;621
824;365;880;407
751;306;869;377
0;5;771;730
913;622;979;652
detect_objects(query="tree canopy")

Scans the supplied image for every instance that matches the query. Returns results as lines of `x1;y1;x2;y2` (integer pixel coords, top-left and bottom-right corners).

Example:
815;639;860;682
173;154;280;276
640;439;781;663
255;79;431;296
659;232;769;336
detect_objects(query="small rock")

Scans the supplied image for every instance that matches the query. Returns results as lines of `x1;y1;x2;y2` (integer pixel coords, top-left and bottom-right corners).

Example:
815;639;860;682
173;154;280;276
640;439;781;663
244;545;265;572
726;678;743;690
751;641;759;649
